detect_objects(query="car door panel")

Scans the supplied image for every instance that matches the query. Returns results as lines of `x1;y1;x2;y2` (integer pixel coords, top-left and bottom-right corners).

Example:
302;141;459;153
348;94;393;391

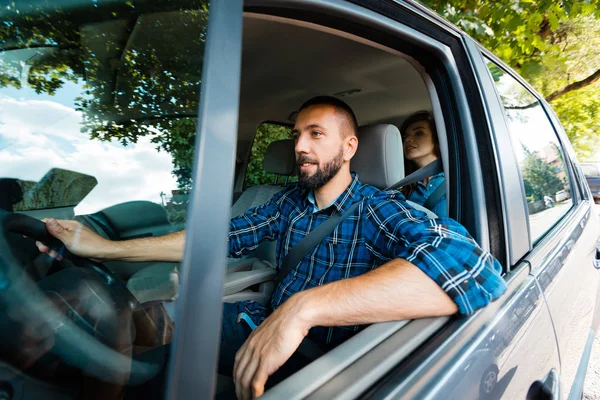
367;266;560;400
528;203;600;399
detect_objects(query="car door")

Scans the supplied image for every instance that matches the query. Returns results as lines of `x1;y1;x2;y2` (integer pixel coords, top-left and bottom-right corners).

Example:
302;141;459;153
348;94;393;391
357;13;561;397
479;50;600;399
0;0;242;399
229;1;561;399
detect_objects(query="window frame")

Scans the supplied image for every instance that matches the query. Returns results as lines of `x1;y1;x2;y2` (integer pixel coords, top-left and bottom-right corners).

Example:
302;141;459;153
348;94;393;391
240;0;512;398
165;0;245;398
479;52;581;247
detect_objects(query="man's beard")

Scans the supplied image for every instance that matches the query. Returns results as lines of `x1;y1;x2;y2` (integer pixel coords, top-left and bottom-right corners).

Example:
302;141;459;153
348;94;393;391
297;147;344;190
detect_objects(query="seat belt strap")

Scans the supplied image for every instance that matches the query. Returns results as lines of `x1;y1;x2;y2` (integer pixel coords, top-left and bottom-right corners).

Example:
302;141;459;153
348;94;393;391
386;159;443;190
423;181;446;211
279;201;362;281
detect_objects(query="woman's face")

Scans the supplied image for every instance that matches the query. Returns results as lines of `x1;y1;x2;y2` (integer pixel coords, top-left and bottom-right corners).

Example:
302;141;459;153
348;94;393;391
403;120;437;164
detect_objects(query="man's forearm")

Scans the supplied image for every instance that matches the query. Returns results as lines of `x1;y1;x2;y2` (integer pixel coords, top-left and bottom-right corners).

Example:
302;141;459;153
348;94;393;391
294;259;458;328
105;230;186;262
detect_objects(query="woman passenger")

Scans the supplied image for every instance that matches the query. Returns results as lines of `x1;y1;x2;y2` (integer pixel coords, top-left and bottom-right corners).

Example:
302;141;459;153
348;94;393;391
400;111;447;217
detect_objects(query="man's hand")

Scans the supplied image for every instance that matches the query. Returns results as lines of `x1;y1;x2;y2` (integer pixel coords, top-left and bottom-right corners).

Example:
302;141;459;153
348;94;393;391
233;295;311;400
36;218;112;262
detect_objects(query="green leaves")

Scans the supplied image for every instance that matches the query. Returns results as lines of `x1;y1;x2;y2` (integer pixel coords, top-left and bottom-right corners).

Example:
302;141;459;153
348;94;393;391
244;124;296;189
421;0;600;160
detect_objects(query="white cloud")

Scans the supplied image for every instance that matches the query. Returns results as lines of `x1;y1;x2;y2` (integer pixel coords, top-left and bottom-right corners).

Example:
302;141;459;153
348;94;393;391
0;96;180;215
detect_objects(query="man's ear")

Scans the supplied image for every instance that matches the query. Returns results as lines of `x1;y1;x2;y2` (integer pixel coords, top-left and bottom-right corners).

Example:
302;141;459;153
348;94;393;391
344;135;358;161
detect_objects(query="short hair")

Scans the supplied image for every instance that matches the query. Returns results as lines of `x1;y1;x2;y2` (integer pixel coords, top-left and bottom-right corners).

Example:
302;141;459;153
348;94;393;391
400;110;437;138
298;96;359;137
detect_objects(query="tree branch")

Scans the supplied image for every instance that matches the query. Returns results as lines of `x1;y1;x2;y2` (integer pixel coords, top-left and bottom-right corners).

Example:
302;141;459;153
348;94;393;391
546;68;600;102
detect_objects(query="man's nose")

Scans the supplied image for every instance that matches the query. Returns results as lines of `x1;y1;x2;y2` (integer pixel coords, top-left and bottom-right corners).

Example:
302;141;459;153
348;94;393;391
295;132;310;154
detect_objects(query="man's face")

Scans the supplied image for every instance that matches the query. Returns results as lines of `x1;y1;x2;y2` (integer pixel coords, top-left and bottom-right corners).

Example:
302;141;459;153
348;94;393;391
292;105;347;190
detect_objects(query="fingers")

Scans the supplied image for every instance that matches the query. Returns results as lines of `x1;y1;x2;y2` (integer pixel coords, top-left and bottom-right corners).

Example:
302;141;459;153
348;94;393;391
45;218;69;241
251;368;269;399
234;342;252;398
236;355;259;400
234;334;272;400
35;241;63;260
36;241;50;253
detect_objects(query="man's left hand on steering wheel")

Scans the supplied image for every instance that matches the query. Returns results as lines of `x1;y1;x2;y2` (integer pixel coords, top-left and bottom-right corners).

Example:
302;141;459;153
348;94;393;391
36;218;111;263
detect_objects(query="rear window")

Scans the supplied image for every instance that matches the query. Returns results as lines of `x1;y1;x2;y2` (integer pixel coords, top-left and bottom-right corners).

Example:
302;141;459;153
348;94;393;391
244;123;297;188
582;164;600;177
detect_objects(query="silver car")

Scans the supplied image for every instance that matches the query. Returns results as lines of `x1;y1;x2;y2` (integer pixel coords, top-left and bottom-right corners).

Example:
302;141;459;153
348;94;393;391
0;0;599;399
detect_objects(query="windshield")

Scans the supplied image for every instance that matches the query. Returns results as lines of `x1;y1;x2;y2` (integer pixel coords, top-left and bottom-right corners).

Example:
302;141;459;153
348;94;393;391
0;1;208;398
1;1;204;215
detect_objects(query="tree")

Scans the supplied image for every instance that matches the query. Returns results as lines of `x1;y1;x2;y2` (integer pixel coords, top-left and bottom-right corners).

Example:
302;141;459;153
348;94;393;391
244;124;296;188
521;147;564;201
1;1;208;192
420;0;600;159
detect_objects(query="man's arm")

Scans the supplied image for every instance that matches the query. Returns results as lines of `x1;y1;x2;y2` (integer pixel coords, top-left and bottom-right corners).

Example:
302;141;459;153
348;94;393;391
40;185;290;262
233;258;457;400
294;258;458;325
39;218;185;262
234;198;508;399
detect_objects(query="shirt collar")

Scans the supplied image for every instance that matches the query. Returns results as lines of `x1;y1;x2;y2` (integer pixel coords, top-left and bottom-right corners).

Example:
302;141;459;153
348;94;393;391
304;173;362;214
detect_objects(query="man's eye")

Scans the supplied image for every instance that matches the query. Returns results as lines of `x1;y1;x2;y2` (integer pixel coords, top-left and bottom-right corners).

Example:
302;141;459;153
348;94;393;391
291;133;299;141
312;131;322;137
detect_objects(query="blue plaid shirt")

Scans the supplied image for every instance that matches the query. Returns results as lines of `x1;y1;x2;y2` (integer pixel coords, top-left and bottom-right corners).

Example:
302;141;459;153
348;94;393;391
408;172;447;217
228;174;506;347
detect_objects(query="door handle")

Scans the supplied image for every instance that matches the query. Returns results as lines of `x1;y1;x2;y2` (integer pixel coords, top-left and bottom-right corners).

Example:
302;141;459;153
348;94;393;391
594;248;600;269
526;368;559;400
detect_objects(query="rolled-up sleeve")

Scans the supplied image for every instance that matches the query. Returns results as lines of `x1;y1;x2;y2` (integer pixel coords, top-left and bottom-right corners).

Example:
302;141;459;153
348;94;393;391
228;188;288;258
364;198;507;315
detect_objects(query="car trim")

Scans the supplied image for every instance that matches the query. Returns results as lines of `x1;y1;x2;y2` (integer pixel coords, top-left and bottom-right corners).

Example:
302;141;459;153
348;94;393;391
165;0;245;398
304;317;450;399
261;320;411;399
461;35;527;269
567;329;595;400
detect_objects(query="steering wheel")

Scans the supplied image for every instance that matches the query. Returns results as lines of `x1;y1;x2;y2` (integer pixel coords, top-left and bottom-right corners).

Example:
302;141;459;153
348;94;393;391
0;210;163;384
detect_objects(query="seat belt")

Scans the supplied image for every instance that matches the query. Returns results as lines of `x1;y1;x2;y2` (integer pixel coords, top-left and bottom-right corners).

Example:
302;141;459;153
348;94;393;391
274;160;443;360
279;201;362;280
277;200;361;361
279;159;442;280
424;181;445;210
386;158;443;190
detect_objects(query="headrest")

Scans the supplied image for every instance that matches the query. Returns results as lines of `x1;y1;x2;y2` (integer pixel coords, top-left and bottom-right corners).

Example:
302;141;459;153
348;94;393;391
351;124;404;189
263;139;297;176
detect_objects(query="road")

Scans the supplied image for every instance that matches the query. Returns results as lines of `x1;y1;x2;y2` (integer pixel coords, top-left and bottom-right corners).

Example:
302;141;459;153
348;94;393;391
583;204;600;400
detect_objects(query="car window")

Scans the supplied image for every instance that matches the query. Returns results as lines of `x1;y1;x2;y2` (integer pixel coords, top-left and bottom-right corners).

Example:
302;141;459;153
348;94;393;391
582;164;600;177
244;123;297;189
0;5;202;221
485;59;574;243
0;0;208;396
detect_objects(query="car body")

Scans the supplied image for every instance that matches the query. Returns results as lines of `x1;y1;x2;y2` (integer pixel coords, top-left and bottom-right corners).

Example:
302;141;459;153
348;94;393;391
556;189;570;202
582;162;600;201
1;0;600;399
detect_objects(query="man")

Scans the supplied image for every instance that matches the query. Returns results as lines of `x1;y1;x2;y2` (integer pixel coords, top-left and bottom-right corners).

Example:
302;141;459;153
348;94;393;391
38;96;507;399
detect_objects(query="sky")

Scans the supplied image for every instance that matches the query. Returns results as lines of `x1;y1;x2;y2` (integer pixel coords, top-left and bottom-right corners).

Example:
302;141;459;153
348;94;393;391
0;82;179;215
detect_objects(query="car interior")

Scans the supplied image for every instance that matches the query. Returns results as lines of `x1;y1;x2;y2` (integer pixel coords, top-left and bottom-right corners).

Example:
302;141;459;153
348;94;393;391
0;7;459;399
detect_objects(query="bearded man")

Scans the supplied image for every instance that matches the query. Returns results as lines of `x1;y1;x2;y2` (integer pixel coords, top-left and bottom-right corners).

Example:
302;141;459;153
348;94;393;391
38;96;507;399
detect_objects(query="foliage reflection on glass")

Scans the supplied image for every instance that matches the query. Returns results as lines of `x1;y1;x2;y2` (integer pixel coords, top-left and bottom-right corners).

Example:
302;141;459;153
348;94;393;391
1;0;208;192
